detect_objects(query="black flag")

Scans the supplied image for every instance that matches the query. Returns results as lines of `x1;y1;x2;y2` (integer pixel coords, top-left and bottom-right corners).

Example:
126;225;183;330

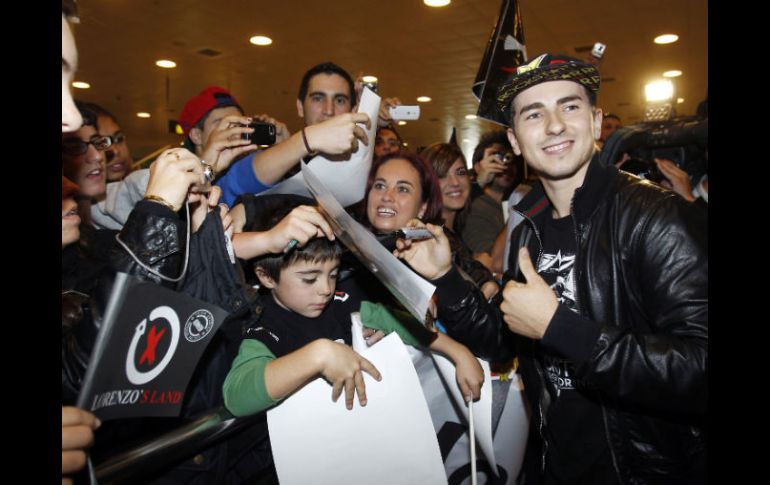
472;0;527;126
448;127;458;147
76;273;229;421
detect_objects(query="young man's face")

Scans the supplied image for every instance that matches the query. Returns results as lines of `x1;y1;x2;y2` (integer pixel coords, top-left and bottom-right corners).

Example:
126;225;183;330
600;116;621;142
98;115;133;182
374;128;400;157
507;80;602;184
62;15;82;133
61;125;106;198
261;258;340;318
297;73;352;127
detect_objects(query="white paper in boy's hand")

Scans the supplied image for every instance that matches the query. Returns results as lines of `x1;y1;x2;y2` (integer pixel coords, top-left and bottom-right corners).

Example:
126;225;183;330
267;314;447;485
258;87;380;207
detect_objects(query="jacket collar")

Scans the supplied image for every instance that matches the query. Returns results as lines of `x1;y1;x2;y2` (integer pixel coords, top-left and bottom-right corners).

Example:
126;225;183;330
513;153;618;224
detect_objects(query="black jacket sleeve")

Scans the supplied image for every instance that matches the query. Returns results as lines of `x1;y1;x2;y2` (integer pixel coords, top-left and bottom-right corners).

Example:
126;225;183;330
110;200;185;287
432;266;515;363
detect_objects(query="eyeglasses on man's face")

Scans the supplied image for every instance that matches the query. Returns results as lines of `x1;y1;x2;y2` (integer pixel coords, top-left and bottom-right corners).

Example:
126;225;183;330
104;132;126;145
61;135;113;156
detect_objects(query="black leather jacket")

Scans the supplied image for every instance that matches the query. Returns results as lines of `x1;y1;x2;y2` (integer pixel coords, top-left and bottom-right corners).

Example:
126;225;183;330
431;157;707;483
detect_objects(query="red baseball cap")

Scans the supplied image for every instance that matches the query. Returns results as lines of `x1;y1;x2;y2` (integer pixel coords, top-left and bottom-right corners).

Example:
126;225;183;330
178;86;243;138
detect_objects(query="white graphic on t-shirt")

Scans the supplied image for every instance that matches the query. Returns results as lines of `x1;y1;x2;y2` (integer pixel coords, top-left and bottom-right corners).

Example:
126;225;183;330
538;251;576;310
538;250;581;395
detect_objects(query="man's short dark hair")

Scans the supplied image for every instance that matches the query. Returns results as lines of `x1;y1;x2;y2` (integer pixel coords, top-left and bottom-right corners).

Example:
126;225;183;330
74;101;100;128
83;102;121;127
472;130;511;164
604;113;621;122
245;198;342;283
298;62;357;107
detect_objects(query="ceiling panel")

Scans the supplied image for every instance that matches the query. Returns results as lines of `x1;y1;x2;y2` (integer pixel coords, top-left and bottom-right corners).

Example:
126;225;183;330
71;0;707;159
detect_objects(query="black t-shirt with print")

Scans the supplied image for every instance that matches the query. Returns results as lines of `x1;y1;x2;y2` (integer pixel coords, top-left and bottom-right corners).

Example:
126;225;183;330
537;215;617;484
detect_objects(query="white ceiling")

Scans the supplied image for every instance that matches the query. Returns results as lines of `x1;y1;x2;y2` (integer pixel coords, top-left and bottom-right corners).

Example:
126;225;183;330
71;0;708;161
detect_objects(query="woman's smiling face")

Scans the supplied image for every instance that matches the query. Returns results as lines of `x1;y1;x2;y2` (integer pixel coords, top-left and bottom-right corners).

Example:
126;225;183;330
366;158;427;232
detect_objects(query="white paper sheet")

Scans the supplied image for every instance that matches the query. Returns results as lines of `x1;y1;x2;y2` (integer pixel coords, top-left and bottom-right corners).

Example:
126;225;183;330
258;87;380;207
301;160;436;323
267;314;447;485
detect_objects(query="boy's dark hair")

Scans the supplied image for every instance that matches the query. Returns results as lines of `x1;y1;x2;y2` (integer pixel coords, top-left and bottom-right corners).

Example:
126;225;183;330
472;130;511;164
298;62;357;107
244;196;342;283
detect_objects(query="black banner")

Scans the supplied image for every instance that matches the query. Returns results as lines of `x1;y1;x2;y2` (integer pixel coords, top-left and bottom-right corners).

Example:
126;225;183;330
472;0;527;126
76;273;229;421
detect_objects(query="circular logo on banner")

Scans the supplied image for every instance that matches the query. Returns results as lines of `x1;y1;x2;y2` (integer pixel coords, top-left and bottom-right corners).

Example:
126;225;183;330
125;306;180;385
184;309;215;343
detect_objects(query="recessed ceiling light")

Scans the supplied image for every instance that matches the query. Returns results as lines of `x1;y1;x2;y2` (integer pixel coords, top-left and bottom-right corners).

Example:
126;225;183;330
249;36;273;46
403;142;409;146
644;80;674;102
654;34;679;45
417;96;432;102
465;114;477;120
362;75;378;83
137;112;151;118
155;60;177;68
424;0;451;7
663;70;682;78
398;121;407;126
677;98;685;104
72;81;90;89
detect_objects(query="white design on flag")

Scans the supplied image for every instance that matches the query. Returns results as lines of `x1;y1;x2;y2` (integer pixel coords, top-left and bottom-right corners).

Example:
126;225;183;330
125;306;180;385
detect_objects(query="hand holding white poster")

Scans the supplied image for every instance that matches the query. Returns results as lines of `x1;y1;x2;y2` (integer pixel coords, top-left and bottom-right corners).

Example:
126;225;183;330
267;313;446;485
259;87;380;207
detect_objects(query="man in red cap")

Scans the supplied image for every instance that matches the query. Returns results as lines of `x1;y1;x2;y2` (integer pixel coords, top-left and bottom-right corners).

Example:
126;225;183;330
395;53;707;484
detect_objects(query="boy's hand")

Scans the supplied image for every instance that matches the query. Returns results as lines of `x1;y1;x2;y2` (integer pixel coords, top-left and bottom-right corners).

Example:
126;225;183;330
265;205;335;253
362;327;386;346
455;352;484;402
319;340;381;410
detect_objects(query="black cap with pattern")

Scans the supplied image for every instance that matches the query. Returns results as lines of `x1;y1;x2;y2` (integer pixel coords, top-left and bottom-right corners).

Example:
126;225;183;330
496;54;601;124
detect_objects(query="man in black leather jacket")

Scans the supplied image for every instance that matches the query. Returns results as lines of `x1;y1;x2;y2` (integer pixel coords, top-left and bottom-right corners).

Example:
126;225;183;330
394;54;707;484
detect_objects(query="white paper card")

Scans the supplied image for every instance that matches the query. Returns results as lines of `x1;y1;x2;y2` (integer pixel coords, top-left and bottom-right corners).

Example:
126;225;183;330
267;314;447;485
